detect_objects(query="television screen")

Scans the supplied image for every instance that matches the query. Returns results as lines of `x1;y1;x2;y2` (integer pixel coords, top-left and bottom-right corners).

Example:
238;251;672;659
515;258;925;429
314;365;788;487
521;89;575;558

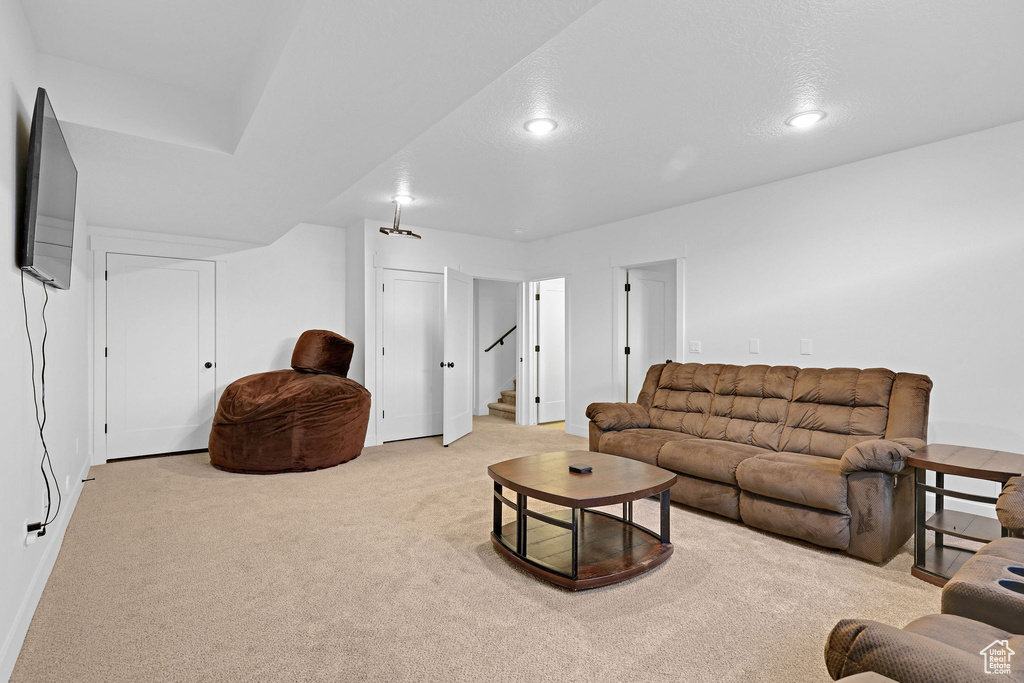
19;87;77;290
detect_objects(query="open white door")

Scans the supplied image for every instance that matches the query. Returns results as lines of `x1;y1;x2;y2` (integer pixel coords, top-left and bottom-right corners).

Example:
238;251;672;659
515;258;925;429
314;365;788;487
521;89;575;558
106;253;216;458
443;267;474;446
537;278;565;423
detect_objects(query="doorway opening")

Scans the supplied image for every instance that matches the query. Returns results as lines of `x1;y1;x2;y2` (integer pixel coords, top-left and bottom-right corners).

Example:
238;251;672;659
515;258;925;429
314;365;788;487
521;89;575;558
476;278;519;422
105;253;217;459
617;260;679;402
379;268;444;443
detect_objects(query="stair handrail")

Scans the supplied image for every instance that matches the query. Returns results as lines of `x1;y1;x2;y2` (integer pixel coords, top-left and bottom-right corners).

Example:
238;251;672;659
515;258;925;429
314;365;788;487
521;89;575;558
484;325;517;352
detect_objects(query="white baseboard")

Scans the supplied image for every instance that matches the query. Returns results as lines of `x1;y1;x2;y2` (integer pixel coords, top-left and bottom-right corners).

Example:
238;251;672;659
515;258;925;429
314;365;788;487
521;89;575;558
0;457;91;681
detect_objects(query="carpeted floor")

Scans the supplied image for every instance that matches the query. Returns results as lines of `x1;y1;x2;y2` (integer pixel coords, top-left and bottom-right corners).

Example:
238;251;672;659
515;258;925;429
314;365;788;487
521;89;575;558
13;416;941;682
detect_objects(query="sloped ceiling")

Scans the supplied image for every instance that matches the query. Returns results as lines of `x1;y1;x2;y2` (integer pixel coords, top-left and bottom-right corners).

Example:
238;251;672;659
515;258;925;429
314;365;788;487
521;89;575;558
19;0;1024;244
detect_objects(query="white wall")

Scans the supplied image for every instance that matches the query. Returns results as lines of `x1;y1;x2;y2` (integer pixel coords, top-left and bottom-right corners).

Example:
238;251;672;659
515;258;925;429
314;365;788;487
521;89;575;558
528;119;1024;513
1;4;92;677
217;223;346;393
88;223;346;462
474;279;517;414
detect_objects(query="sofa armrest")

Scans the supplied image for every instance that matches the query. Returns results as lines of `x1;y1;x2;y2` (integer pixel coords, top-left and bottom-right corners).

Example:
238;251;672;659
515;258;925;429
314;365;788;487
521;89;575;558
840;438;925;475
825;618;983;682
585;402;650;431
997;476;1024;536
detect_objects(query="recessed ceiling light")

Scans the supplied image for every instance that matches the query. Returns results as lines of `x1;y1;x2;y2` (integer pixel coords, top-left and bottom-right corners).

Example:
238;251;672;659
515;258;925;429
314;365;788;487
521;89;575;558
392;194;414;205
524;118;558;135
785;110;826;129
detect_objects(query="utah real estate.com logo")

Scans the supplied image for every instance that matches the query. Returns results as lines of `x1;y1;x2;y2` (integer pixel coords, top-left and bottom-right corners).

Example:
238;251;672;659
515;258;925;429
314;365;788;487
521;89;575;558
981;640;1015;675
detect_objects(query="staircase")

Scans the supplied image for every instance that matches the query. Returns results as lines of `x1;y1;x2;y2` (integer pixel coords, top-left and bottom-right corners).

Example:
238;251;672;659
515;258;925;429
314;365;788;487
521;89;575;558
487;380;517;421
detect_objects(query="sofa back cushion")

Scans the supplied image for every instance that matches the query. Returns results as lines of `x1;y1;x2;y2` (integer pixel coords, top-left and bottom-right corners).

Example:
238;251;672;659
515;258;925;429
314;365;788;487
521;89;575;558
779;368;895;458
649;363;725;436
702;365;799;450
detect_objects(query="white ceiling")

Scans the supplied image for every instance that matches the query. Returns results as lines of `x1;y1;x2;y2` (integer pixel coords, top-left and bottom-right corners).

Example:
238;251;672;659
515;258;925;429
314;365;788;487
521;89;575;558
22;0;286;96
17;0;1024;244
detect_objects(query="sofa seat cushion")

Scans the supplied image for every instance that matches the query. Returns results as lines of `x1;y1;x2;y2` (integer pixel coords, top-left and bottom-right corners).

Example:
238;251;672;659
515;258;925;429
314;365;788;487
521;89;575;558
658;439;771;485
598;429;697;465
736;451;849;514
740;491;850;550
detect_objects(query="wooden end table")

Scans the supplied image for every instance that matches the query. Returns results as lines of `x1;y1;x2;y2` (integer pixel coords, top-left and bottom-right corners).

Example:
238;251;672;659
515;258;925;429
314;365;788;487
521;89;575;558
908;443;1024;586
487;450;677;591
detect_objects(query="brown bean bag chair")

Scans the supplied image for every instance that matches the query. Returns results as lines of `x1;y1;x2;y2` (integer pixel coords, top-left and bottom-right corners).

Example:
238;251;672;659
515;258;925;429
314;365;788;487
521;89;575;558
209;330;371;474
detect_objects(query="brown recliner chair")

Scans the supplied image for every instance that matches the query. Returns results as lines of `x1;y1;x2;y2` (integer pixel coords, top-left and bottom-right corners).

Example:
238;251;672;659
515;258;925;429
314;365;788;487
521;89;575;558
209;330;371;474
825;476;1024;681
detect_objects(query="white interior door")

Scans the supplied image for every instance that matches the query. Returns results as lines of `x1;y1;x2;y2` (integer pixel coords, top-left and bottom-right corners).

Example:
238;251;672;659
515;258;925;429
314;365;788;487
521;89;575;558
443;267;474;446
106;253;216;458
537;278;565;423
382;269;443;442
627;267;675;401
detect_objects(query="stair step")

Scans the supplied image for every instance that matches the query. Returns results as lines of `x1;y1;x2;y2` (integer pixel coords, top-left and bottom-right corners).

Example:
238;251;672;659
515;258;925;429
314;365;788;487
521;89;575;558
487;402;516;421
500;390;516;405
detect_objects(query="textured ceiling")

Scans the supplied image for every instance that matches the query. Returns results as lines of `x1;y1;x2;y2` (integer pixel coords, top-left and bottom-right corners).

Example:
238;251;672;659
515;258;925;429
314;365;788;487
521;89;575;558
17;0;1024;244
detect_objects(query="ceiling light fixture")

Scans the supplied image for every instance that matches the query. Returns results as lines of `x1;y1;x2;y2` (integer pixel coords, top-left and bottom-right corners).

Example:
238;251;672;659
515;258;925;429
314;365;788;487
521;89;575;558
785;110;827;129
379;200;421;239
392;194;414;205
524;118;558;135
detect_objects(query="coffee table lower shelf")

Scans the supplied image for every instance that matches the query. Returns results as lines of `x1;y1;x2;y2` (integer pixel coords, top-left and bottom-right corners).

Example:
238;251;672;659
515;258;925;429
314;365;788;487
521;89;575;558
491;508;672;591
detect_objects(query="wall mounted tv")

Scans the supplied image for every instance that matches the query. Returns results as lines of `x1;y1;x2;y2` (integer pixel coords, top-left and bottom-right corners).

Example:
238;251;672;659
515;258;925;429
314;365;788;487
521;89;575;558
19;87;77;290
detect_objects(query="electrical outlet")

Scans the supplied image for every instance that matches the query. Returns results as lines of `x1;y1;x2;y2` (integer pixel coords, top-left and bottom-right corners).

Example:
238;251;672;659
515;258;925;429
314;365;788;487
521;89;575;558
25;519;37;546
64;475;70;493
749;339;760;354
688;341;701;354
800;338;813;355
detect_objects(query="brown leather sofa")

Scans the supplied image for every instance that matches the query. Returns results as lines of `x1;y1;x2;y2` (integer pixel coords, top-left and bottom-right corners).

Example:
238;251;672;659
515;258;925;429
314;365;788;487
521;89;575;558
825;477;1024;681
586;363;933;562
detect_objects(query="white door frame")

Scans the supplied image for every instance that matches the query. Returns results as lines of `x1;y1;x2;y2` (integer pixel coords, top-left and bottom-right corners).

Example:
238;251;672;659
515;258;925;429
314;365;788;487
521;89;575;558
90;230;247;465
520;273;572;427
370;265;528;445
105;253;217;458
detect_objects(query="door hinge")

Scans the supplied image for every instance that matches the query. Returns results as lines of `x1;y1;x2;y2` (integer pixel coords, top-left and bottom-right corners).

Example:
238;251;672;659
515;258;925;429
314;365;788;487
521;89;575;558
382;410;384;419
534;396;540;404
104;347;108;357
104;270;108;281
624;283;631;292
625;346;631;355
535;293;540;301
104;424;108;433
535;345;540;352
382;347;384;356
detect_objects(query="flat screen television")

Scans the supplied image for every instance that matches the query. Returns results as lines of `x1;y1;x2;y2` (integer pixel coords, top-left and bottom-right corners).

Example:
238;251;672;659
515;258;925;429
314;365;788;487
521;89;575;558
19;87;77;290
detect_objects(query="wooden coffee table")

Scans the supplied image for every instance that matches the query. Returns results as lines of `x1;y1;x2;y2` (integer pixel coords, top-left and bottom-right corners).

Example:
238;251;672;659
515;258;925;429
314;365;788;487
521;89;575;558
487;450;677;590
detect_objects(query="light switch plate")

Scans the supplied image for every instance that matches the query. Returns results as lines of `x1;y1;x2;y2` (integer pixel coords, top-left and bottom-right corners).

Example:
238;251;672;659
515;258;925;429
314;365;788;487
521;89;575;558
688;341;701;354
749;339;760;354
800;339;812;355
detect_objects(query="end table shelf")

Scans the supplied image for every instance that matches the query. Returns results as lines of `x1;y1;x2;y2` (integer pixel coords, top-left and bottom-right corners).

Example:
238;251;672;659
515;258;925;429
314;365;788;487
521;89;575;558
924;509;1002;544
908;443;1024;587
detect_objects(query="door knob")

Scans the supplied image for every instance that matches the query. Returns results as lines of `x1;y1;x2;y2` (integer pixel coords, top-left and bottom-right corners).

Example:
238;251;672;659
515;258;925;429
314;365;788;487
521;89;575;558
204;362;213;369
440;362;445;368
447;362;454;368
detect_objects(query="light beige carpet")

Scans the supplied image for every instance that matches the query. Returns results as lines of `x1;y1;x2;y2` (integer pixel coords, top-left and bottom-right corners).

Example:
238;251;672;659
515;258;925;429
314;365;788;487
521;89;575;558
13;416;940;682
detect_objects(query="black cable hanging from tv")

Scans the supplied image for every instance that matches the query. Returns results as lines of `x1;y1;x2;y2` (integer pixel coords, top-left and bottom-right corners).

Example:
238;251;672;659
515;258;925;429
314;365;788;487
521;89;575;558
21;272;62;534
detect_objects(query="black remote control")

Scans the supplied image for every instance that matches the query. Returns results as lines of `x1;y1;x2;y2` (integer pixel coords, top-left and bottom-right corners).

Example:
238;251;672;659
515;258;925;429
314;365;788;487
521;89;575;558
569;464;592;474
